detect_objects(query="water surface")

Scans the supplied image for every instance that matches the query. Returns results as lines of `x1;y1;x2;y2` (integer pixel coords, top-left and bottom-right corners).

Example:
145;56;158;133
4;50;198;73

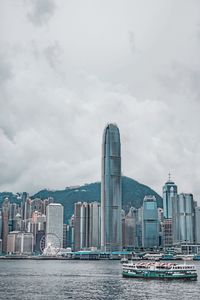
0;260;200;299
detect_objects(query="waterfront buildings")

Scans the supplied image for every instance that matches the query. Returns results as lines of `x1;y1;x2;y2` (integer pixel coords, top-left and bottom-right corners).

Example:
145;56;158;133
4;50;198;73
46;203;63;249
101;123;122;252
142;196;159;249
172;193;195;245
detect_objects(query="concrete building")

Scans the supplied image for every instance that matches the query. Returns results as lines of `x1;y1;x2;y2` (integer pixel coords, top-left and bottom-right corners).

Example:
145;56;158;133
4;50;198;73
172;193;195;245
163;219;173;248
7;231;34;254
7;231;19;254
142;196;159;249
15;232;34;254
46;203;63;249
101;123;122;252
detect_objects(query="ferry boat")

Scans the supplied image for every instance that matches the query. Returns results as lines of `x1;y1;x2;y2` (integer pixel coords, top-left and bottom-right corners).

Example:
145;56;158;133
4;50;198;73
122;262;197;280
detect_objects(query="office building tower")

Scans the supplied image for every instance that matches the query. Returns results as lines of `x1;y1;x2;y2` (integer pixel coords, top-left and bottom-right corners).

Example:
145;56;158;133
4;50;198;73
31;198;43;214
136;207;143;248
2;198;10;253
74;201;101;251
195;207;200;244
101;123;122;252
163;219;173;248
7;231;34;254
74;202;82;251
89;202;101;249
124;207;137;249
43;197;54;215
163;174;177;219
0;210;2;240
46;203;63;249
142;196;159;249
172;193;195;245
13;213;22;232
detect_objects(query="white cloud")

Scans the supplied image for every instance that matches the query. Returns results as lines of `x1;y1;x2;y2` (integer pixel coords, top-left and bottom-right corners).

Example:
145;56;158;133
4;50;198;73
0;0;200;203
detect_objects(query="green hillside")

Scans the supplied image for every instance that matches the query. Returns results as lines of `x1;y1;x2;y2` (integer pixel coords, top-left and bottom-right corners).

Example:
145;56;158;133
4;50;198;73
0;177;162;223
32;176;162;222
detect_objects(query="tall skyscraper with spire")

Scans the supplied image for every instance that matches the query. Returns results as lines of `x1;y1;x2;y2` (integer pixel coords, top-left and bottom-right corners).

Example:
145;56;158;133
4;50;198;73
101;123;122;252
162;173;177;219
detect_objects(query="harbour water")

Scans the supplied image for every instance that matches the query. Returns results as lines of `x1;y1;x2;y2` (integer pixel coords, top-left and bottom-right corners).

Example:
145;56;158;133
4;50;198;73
0;260;200;300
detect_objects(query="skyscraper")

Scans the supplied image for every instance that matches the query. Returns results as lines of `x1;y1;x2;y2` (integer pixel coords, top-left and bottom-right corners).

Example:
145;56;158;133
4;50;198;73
195;206;200;244
101;123;122;252
142;196;159;249
163;174;177;219
46;203;63;249
0;210;2;240
2;198;10;253
172;193;195;245
73;201;101;251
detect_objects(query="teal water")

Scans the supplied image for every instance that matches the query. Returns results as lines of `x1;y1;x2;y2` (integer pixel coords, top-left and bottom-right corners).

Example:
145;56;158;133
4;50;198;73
0;260;200;299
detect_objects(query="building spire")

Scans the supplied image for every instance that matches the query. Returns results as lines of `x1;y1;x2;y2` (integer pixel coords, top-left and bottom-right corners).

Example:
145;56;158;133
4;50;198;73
168;171;171;181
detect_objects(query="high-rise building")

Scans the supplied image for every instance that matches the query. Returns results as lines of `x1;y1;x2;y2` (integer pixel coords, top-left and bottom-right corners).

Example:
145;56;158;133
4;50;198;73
124;207;137;249
74;202;82;251
46;203;63;249
89;202;101;249
0;210;2;240
163;175;177;219
163;219;173;248
7;231;34;254
142;196;159;249
172;193;195;245
2;198;10;253
73;201;101;251
195;207;200;244
101;123;122;252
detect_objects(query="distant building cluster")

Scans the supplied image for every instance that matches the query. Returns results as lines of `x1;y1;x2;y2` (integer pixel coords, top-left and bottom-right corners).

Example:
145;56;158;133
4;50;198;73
0;124;200;255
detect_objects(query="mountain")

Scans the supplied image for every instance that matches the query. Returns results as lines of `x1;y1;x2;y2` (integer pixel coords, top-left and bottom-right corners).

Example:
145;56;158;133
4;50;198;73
32;176;163;222
0;177;162;222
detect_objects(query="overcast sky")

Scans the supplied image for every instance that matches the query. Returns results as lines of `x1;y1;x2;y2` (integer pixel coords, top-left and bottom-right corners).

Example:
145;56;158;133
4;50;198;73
0;0;200;200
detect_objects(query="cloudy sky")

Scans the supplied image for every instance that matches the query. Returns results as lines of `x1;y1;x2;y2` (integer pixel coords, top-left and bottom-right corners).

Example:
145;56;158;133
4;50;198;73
0;0;200;200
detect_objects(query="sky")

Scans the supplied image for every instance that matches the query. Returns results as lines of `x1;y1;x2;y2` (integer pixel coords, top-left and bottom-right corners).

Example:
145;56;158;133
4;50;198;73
0;0;200;200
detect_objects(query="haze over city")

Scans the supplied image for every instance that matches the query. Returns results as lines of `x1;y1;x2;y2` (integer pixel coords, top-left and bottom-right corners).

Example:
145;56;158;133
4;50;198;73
0;0;200;201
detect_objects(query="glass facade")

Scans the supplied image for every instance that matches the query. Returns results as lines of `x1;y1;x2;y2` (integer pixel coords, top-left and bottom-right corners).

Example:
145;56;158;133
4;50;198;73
101;124;122;252
163;180;177;219
142;196;159;249
172;193;195;244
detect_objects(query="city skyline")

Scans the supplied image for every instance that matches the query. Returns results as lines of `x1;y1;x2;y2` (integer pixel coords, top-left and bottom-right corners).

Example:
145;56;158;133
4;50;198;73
0;1;200;202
